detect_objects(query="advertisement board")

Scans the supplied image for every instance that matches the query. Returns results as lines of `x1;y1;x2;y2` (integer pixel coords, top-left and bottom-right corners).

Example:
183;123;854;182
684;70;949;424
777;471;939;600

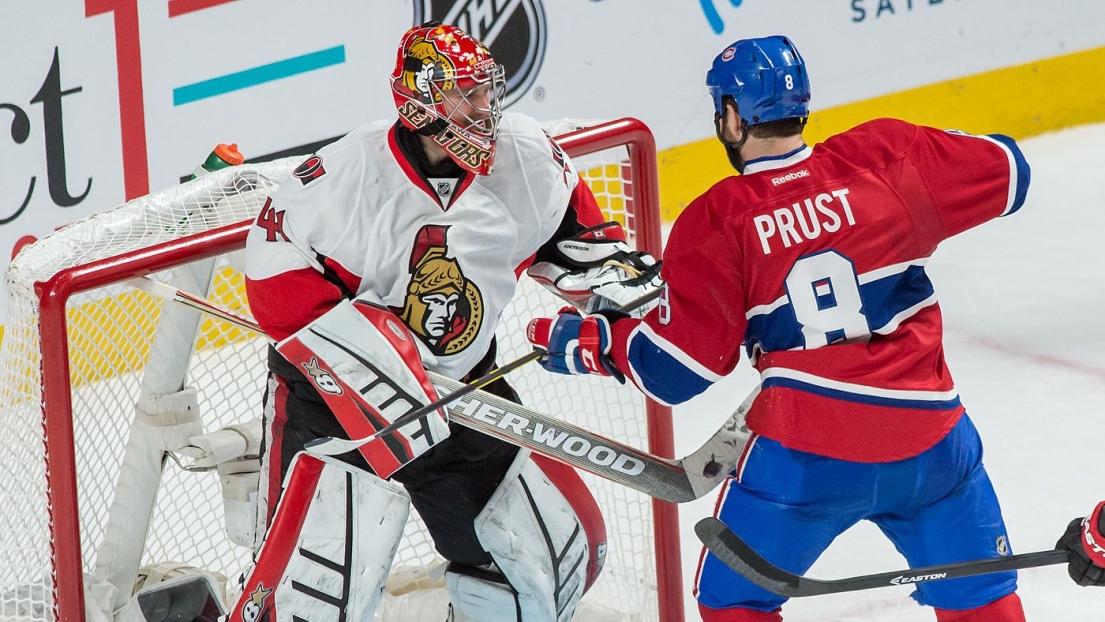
2;0;1104;322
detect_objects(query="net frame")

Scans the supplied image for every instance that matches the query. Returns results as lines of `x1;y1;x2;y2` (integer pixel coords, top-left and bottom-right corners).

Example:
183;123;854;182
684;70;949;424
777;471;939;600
2;118;682;622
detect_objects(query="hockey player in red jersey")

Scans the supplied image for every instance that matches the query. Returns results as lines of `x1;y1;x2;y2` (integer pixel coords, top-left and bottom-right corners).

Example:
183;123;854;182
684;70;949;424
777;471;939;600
233;22;660;622
528;36;1033;621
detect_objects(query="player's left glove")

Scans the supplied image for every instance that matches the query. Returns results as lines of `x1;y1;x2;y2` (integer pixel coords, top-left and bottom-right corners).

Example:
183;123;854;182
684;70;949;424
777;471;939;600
1056;500;1105;586
526;307;625;383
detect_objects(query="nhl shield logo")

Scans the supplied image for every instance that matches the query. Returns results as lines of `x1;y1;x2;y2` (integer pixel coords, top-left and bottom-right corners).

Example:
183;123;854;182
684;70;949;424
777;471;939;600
996;534;1009;556
413;0;547;108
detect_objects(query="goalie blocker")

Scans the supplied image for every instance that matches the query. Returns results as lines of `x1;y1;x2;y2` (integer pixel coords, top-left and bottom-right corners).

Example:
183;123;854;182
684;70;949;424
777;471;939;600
243;292;608;621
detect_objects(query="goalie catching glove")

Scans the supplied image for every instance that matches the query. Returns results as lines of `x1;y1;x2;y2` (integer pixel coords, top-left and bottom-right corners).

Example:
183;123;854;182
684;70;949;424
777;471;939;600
527;307;624;383
527;221;662;318
1057;500;1105;586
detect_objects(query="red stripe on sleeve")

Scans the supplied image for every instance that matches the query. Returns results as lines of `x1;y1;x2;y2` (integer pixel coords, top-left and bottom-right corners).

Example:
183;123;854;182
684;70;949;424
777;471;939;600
569;177;607;228
246;268;345;341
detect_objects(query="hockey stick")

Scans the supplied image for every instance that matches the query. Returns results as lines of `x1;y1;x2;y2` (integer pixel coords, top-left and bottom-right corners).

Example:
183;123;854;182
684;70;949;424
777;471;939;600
130;277;752;502
129;280;658;448
129;276;547;426
302;286;664;457
695;517;1071;597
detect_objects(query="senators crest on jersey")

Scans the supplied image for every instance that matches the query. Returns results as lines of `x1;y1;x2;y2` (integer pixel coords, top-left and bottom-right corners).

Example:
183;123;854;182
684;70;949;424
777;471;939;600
396;225;483;356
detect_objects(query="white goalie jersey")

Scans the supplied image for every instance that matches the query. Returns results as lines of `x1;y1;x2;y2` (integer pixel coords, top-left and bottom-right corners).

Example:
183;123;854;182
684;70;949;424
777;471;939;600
245;113;601;379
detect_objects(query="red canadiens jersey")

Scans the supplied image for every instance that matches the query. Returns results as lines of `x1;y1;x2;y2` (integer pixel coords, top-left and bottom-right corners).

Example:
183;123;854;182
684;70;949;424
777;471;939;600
610;118;1031;462
245;113;603;380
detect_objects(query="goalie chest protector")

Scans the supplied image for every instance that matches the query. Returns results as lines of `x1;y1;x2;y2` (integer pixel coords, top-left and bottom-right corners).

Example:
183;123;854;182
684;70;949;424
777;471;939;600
247;113;580;380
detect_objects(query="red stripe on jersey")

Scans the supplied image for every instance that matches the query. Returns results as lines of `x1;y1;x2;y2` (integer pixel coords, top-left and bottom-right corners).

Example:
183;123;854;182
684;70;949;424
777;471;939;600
322;254;361;298
515;253;535;280
569;177;607;228
448;172;476;209
246;268;346;341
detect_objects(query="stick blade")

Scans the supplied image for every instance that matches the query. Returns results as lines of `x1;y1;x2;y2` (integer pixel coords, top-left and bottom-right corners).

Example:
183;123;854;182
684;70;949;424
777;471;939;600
303;435;369;457
694;517;808;597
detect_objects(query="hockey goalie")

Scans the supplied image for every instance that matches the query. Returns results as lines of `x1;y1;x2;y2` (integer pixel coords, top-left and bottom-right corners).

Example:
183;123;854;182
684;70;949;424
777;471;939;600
227;22;661;622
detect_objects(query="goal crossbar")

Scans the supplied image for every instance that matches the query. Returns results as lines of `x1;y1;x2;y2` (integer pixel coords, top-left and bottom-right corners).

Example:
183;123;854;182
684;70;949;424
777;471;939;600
25;118;686;622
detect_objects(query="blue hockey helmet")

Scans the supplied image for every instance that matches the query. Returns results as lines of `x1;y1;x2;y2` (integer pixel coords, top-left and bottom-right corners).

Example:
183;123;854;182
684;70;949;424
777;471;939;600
706;36;810;126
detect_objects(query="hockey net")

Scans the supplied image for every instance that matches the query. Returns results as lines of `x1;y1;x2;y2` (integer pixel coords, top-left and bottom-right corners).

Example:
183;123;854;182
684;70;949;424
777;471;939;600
0;118;682;622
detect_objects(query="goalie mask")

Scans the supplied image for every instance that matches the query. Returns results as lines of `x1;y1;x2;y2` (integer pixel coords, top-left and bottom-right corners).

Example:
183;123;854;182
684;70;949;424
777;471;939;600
391;23;506;175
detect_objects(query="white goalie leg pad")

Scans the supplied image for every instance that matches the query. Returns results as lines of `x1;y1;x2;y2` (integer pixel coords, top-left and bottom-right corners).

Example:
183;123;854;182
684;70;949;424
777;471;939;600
227;452;409;622
451;451;590;622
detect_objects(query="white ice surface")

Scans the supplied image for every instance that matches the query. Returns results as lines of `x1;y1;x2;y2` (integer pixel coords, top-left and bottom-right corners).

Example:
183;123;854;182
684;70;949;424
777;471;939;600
672;122;1105;621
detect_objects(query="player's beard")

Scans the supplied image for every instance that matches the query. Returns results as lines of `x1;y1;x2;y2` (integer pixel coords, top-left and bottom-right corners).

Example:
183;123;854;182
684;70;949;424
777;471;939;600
714;113;749;174
722;142;746;174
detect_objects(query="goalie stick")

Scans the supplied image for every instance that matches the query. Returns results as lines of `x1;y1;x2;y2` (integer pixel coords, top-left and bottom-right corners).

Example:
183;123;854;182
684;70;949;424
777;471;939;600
302;286;663;456
129;277;755;502
694;516;1071;597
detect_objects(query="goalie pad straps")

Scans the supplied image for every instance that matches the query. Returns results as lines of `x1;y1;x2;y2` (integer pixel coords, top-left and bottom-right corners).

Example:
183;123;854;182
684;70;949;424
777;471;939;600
227;452;410;622
527;221;662;318
451;451;606;622
445;565;520;622
275;297;449;478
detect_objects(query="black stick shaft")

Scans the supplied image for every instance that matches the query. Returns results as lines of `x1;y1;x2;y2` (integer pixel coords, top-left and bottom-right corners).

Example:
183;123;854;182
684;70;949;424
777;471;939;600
696;517;1071;597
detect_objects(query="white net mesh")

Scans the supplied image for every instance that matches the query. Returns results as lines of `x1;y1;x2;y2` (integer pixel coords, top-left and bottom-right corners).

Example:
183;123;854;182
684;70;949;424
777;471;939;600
0;122;674;622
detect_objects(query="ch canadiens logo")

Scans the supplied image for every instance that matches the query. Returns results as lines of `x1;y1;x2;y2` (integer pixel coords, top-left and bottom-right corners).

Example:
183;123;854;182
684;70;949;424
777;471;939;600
413;0;547;107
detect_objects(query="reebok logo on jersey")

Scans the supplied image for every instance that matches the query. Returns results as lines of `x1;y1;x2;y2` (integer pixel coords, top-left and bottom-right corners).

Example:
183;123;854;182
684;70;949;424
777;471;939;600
771;169;810;186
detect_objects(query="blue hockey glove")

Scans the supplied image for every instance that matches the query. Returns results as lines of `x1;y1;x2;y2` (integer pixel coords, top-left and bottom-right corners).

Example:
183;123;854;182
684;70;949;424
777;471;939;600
526;307;625;383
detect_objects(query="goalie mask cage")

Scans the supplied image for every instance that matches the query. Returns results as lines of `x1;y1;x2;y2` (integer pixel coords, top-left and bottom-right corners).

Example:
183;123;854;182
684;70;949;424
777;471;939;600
0;118;684;622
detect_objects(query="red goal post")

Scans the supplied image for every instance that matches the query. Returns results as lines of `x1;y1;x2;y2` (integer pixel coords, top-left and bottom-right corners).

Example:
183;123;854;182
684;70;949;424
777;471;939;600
8;118;683;622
